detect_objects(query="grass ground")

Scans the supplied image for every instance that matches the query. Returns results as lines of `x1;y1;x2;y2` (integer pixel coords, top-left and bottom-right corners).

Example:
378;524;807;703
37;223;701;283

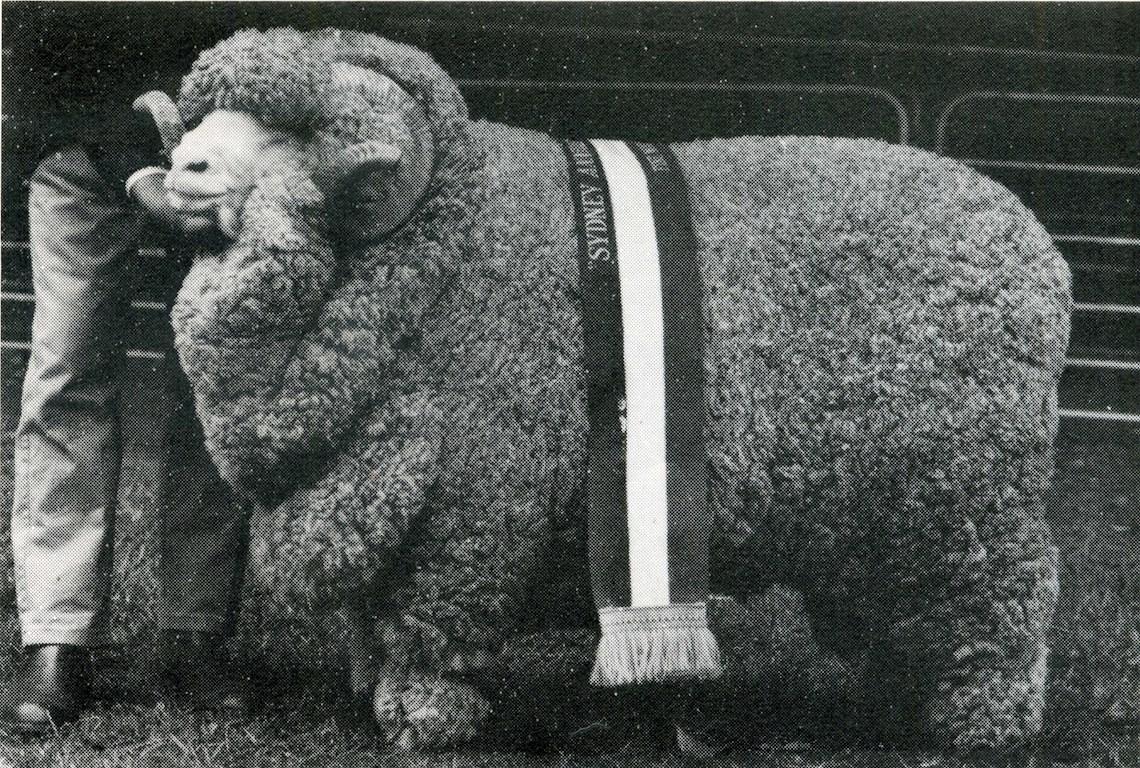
0;351;1137;767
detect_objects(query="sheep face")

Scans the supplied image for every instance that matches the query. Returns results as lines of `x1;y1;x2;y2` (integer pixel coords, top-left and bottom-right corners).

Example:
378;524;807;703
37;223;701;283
157;122;410;498
135;26;476;501
165;120;407;497
170;154;340;496
166;109;304;239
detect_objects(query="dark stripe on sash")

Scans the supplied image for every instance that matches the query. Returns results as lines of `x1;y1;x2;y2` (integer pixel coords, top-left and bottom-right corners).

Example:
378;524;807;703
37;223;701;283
628;142;710;604
562;139;631;609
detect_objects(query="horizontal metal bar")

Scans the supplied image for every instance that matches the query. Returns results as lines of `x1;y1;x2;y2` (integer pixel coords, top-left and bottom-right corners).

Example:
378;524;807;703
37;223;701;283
2;234;1130;262
1072;301;1140;315
460;77;904;100
1053;234;1140;249
960;158;1140;177
935;90;1140;152
0;291;165;312
1066;357;1140;372
6;290;1136;329
5;341;1135;375
1;339;165;361
1065;263;1140;278
4;313;1133;370
458;78;910;145
394;17;1140;67
3;355;1134;420
944;91;1140;109
2;240;168;259
10;295;1133;317
1058;407;1140;425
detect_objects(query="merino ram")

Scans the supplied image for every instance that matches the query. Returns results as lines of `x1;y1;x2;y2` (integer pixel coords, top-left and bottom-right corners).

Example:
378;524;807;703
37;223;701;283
138;27;1072;751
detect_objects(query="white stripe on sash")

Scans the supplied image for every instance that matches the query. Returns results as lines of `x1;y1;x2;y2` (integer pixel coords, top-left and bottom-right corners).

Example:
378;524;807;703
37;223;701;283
590;139;671;608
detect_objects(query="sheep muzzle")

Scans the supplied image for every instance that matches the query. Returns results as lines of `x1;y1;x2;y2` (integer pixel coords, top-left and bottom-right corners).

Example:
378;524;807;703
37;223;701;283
165;110;305;239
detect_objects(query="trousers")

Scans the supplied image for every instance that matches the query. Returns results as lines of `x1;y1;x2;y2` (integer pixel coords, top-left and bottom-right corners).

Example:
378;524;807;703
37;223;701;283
11;145;248;647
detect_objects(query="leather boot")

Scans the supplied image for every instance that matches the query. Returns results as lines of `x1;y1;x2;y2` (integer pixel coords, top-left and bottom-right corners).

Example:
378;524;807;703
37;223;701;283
2;645;92;734
159;630;250;718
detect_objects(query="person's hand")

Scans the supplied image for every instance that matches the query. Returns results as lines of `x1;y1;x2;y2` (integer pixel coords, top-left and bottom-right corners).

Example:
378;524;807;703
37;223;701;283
130;170;221;238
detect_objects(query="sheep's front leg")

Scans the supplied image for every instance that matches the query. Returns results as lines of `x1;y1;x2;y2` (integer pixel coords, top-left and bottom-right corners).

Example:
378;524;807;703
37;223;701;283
370;438;553;749
251;393;444;634
371;664;493;750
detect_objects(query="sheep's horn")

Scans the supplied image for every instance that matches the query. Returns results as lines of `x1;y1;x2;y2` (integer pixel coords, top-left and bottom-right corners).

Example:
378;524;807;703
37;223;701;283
132;91;186;155
330;141;403;191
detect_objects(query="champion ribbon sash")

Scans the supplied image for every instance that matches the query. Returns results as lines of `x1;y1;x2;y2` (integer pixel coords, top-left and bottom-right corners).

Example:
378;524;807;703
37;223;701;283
563;139;721;687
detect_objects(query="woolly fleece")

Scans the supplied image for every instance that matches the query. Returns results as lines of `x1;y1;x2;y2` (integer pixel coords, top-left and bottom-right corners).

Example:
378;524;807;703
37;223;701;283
169;28;1071;750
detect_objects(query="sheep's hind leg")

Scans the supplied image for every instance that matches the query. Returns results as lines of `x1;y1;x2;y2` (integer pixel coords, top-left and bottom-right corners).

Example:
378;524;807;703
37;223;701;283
918;503;1058;752
344;606;382;703
863;495;1059;751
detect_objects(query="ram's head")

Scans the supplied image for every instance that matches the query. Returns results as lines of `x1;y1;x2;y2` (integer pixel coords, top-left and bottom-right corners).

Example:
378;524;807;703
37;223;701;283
133;28;472;500
137;28;437;244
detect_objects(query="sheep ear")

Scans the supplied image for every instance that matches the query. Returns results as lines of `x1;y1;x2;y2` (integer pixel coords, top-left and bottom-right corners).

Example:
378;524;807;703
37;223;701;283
323;64;438;241
132;91;186;155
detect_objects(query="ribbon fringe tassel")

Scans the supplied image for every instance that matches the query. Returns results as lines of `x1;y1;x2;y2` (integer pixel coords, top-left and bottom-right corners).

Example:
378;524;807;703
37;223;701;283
590;604;723;687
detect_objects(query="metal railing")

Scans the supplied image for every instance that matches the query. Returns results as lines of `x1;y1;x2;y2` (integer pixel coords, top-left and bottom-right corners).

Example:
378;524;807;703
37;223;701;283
394;17;1140;68
935;91;1139;427
1066;357;1140;373
934;91;1140;153
1053;234;1140;249
0;290;165;313
957;158;1140;178
1055;408;1140;425
457;78;910;145
1;241;170;361
0;339;165;362
3;85;1135;427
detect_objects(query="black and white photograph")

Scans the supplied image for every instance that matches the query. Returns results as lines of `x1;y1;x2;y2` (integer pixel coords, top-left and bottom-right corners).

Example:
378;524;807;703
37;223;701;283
0;3;1137;766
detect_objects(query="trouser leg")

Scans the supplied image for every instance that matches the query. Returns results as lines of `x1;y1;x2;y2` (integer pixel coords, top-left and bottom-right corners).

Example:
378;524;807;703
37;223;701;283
155;357;249;635
12;145;139;647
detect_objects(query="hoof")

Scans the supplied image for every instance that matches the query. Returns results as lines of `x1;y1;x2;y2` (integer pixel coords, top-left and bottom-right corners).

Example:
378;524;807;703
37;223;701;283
372;670;491;750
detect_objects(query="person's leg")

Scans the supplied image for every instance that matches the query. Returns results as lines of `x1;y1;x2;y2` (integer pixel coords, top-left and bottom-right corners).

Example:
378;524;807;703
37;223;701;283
6;145;140;731
12;145;139;649
155;358;249;637
153;265;251;717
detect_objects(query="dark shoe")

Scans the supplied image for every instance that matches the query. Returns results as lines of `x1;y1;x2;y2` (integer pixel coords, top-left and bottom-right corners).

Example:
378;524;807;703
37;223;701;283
2;645;92;734
159;630;250;718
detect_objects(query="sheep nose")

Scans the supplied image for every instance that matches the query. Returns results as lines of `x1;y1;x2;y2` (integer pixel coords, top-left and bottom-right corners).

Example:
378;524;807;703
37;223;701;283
170;134;214;174
170;143;212;176
167;148;230;200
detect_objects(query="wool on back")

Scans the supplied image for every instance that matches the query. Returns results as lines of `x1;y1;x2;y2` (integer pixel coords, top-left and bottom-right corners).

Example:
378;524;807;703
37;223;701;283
416;122;1069;522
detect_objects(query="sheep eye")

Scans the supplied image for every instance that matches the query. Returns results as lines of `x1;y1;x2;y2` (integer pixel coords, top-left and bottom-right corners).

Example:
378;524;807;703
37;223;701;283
299;204;329;234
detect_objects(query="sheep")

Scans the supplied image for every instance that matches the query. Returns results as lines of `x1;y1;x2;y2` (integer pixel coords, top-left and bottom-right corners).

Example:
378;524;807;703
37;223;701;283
137;26;1072;751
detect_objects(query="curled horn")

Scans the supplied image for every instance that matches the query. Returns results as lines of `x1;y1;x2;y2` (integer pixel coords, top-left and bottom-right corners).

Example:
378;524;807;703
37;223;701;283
322;137;436;242
327;140;403;195
132;91;186;155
